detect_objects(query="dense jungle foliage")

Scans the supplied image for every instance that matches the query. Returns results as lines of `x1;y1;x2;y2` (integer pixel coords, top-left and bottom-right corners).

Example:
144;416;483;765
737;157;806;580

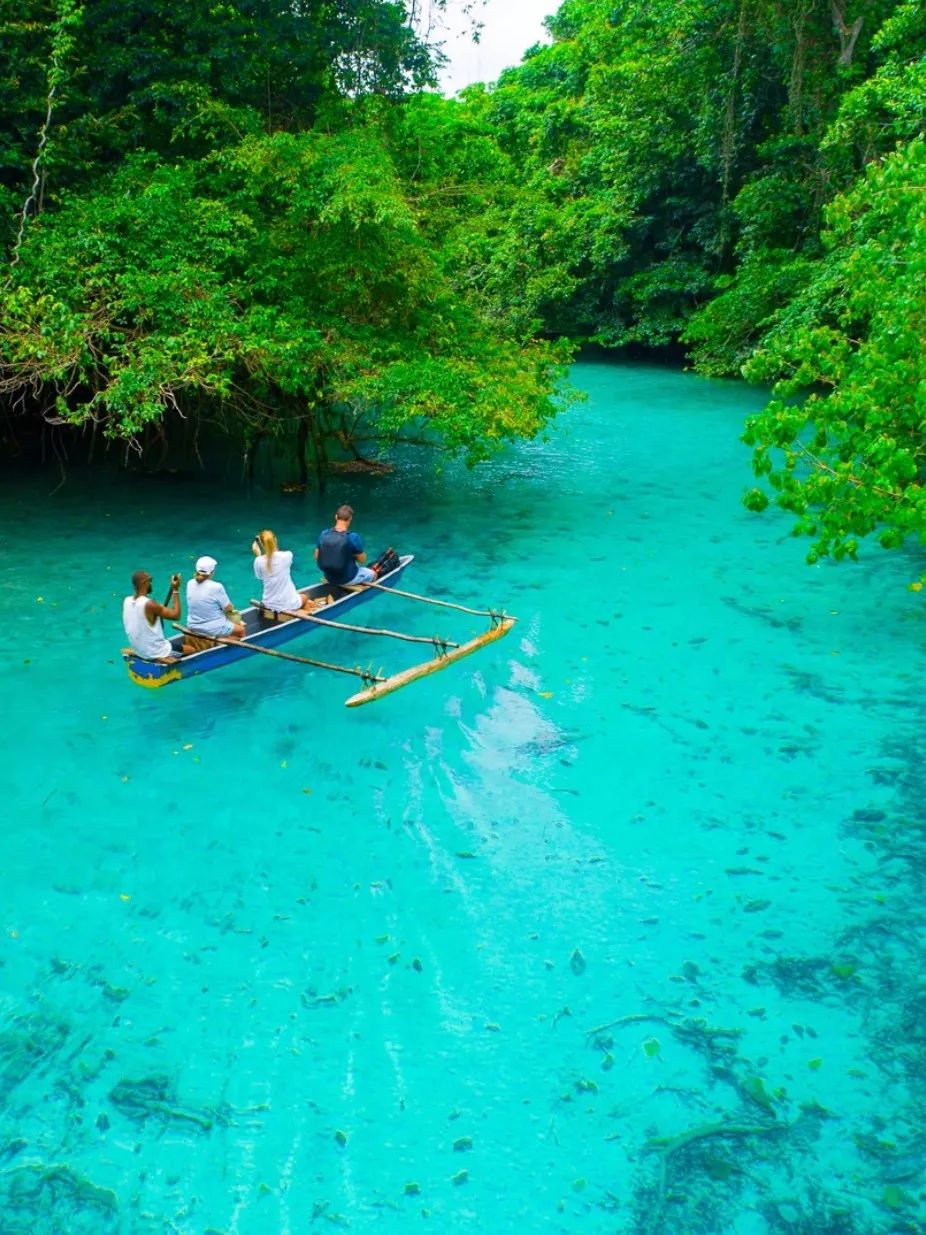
1;1;924;570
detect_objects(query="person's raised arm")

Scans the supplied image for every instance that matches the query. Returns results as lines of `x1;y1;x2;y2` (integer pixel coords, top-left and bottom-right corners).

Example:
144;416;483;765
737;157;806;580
148;573;182;621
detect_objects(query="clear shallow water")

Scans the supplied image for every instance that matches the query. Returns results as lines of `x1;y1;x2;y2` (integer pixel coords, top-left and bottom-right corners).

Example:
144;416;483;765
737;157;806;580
1;357;924;1235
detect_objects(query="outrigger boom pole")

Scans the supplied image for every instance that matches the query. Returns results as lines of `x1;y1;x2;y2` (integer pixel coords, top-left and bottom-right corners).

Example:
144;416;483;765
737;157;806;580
355;580;516;623
250;601;459;649
173;624;384;682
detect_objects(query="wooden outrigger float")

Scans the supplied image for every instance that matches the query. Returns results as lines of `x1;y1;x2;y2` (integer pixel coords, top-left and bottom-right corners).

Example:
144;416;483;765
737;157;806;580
123;554;516;705
344;616;515;707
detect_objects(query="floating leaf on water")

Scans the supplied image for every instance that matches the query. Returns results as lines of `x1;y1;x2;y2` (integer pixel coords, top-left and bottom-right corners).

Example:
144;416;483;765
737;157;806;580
301;988;351;1009
883;1183;906;1209
453;1137;473;1152
832;962;858;979
643;1037;661;1058
569;948;586;976
704;1155;735;1181
799;1099;833;1118
741;1075;775;1115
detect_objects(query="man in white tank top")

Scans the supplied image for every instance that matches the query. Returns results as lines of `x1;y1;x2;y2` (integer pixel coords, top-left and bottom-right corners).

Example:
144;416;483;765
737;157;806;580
122;569;183;662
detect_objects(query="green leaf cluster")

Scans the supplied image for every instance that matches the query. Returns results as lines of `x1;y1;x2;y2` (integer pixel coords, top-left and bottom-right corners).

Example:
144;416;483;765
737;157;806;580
742;138;926;565
0;3;574;470
445;0;926;562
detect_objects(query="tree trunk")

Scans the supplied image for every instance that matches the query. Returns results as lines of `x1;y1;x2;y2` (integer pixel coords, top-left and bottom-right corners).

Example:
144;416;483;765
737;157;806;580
296;418;308;487
830;1;864;66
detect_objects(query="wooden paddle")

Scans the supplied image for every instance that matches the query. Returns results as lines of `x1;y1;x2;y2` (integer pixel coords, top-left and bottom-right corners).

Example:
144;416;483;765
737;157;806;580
250;600;459;649
172;624;383;681
162;572;182;607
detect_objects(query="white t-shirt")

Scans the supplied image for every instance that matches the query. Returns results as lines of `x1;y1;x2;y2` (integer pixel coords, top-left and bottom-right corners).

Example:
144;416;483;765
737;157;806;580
123;594;173;660
254;550;302;612
186;577;233;634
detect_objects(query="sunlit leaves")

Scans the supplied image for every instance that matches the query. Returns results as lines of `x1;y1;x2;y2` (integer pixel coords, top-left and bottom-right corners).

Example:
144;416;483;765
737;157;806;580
742;139;926;562
0;112;572;462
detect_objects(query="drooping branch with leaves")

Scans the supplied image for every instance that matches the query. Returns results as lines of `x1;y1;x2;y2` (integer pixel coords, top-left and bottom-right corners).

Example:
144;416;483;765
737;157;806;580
0;1;572;473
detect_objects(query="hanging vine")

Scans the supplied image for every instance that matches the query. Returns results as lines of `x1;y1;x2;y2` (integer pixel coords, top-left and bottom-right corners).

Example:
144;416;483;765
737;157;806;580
8;0;84;268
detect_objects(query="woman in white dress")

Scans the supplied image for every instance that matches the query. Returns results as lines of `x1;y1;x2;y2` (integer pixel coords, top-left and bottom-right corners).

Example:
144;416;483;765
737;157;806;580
252;529;314;613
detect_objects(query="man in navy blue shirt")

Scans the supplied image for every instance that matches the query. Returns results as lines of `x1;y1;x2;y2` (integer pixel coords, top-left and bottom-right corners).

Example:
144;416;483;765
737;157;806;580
315;504;376;586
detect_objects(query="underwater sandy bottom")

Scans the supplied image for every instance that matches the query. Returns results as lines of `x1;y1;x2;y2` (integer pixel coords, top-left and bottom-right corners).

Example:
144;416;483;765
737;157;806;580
1;358;923;1234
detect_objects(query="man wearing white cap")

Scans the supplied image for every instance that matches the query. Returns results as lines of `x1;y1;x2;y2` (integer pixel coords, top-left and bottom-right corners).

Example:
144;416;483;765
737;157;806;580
185;556;245;639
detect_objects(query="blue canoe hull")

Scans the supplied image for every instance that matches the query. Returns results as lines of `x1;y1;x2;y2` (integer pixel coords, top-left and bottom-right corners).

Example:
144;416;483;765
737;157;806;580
125;554;413;688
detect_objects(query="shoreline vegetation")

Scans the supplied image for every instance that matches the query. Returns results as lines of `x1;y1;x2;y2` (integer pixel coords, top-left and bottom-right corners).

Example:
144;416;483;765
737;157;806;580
1;0;923;575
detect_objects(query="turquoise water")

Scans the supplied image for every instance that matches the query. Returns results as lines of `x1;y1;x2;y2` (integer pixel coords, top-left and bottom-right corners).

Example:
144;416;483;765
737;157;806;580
2;358;924;1234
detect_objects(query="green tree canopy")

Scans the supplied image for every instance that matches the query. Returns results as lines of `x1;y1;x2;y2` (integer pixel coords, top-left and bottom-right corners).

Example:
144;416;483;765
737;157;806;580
0;2;574;474
742;138;926;573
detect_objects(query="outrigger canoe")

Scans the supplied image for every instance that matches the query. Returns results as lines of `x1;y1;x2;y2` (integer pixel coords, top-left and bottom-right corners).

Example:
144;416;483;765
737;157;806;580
123;554;516;706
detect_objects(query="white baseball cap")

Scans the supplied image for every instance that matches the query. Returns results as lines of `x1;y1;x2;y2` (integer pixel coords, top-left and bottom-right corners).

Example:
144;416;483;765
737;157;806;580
195;556;218;574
